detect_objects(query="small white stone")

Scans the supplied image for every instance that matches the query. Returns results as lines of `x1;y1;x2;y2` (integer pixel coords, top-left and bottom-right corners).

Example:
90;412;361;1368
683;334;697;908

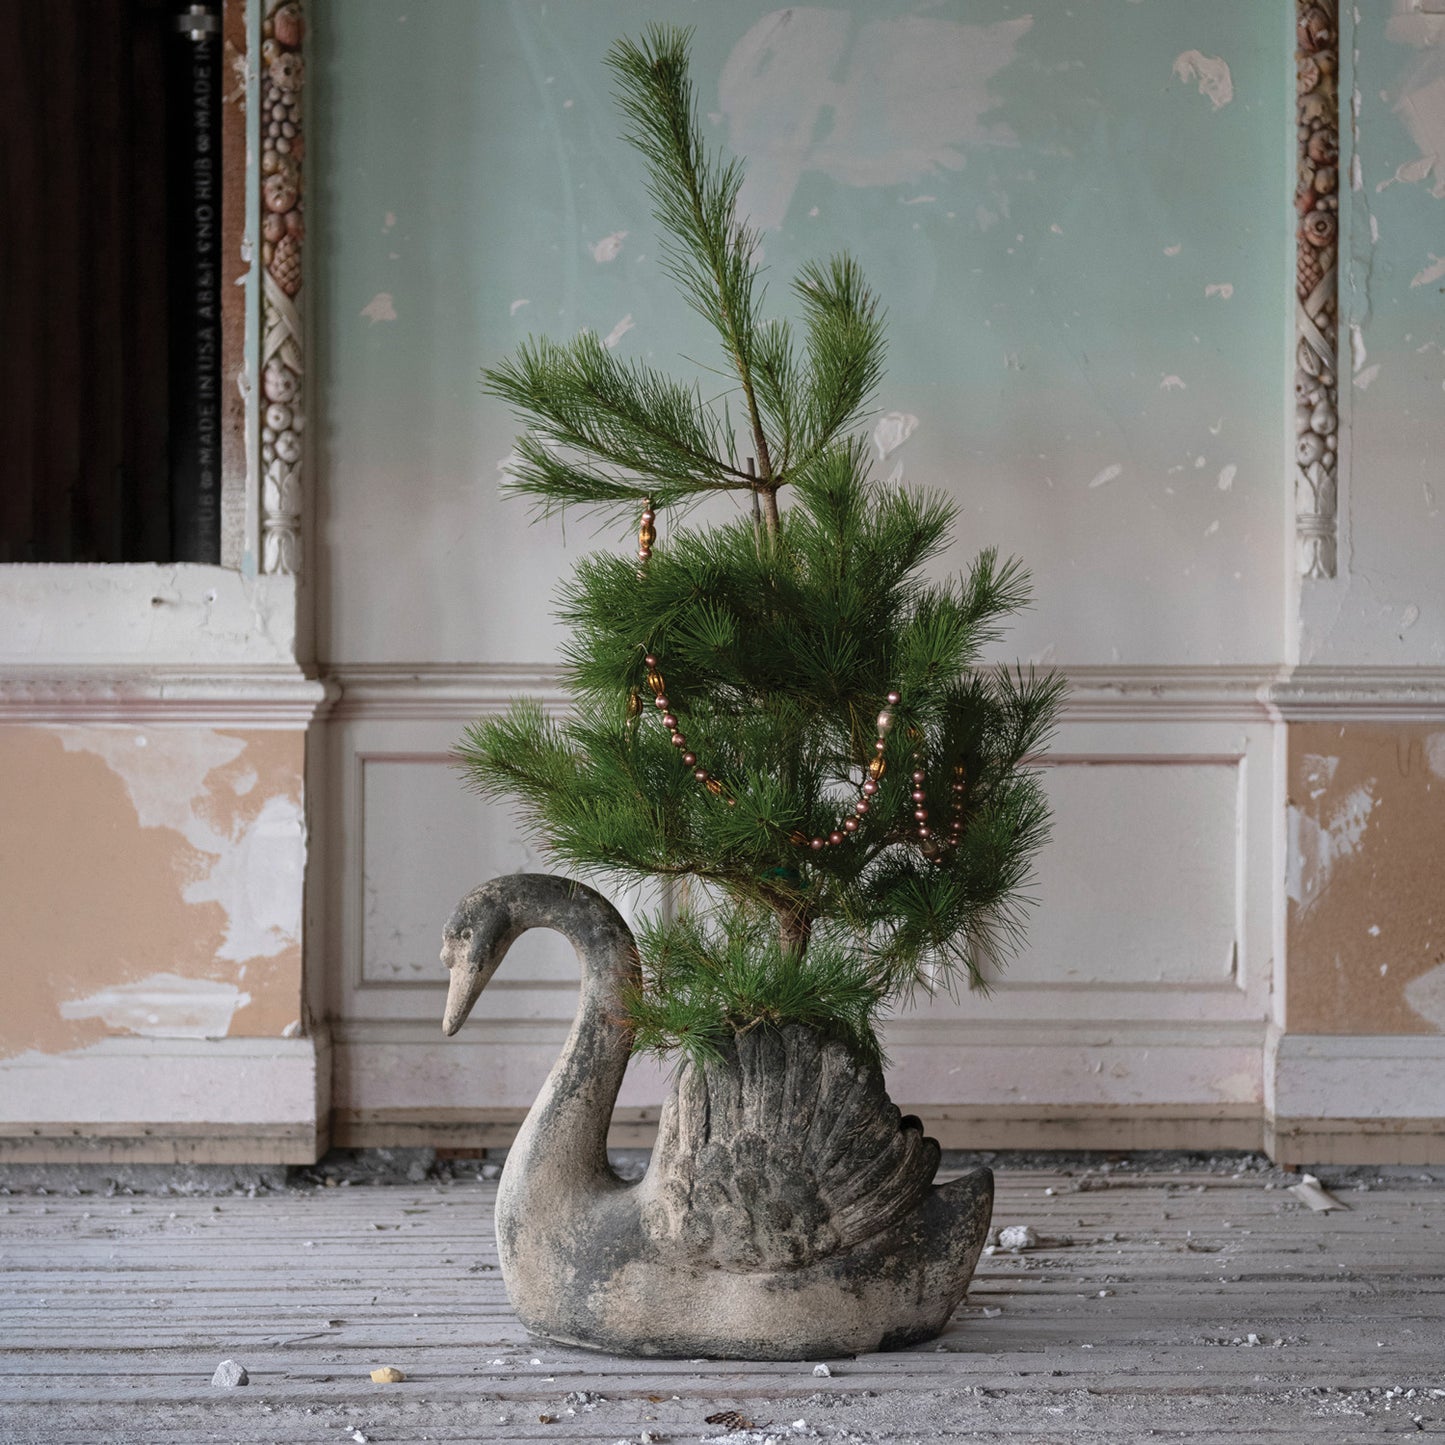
211;1359;249;1387
998;1224;1038;1250
812;1362;831;1377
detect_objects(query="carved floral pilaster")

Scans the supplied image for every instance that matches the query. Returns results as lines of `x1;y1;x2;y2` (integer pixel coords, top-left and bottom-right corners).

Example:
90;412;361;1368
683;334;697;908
259;0;305;575
1295;0;1340;581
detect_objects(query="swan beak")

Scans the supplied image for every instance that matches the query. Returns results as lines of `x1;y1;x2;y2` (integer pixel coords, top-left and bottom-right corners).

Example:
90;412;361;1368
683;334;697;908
441;936;485;1036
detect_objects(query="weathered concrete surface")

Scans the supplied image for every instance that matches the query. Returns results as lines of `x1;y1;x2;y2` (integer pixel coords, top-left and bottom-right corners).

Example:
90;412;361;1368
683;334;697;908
2;1158;1444;1442
441;874;992;1359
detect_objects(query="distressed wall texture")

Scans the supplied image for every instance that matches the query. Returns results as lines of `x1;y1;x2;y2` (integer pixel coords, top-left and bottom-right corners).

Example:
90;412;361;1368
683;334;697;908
1;1;1439;1164
1287;724;1445;1037
0;727;306;1060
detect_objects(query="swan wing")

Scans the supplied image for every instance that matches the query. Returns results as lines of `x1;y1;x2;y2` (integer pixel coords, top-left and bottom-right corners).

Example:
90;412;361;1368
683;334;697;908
642;1025;940;1272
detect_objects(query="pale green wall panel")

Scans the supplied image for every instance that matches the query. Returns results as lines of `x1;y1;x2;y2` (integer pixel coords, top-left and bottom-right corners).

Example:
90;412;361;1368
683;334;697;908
315;0;1291;666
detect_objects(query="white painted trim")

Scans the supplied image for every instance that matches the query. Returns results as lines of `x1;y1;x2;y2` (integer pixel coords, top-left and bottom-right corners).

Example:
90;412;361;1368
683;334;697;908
335;1014;1268;1049
0;668;334;726
1268;1029;1445;1120
0;565;299;669
327;663;571;720
0;1031;329;1138
1264;667;1445;722
326;662;1445;725
333;1016;1266;1119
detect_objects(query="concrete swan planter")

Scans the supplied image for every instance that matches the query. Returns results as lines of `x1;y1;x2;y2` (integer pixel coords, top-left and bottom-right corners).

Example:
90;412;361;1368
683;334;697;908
441;872;994;1360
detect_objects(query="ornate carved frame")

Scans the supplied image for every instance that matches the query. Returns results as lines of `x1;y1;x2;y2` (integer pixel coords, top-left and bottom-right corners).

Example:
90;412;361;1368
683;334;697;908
1295;0;1340;580
251;0;306;576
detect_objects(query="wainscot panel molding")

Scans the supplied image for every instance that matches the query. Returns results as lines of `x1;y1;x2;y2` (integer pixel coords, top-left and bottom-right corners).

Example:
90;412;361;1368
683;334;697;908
323;661;1279;1151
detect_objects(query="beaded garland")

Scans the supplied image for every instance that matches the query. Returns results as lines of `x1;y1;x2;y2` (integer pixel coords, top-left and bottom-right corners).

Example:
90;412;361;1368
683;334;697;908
631;495;967;863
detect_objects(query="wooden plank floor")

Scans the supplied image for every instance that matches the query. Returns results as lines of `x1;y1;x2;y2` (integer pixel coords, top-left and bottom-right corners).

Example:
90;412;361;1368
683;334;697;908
2;1161;1444;1442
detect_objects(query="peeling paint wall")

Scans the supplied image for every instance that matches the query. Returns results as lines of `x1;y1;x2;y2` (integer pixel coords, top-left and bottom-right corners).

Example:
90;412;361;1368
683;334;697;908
1286;724;1445;1035
314;0;1290;668
0;727;306;1060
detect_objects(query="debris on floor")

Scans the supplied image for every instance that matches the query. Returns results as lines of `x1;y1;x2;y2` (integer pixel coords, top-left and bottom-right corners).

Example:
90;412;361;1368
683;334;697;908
5;1154;1444;1442
369;1365;405;1383
210;1359;248;1387
997;1223;1038;1250
812;1363;831;1377
705;1409;756;1430
1290;1173;1349;1212
703;1419;818;1444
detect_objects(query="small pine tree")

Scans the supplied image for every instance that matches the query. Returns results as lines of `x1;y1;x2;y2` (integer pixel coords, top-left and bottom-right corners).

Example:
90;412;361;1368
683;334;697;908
460;26;1063;1066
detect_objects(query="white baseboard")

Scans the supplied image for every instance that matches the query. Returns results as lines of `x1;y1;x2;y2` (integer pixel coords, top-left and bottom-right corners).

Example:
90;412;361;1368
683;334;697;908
1266;1031;1445;1164
0;1031;331;1164
1267;1030;1445;1118
331;1017;1267;1152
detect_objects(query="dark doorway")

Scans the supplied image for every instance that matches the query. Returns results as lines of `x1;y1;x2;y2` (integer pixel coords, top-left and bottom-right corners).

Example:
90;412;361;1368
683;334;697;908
0;0;224;564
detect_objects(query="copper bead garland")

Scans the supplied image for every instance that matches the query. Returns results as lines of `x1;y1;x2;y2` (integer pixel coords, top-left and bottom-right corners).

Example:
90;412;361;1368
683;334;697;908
638;499;657;561
631;498;965;862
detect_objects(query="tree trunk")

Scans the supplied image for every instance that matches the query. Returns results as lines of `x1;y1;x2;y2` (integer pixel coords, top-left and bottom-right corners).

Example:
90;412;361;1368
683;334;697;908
778;905;811;960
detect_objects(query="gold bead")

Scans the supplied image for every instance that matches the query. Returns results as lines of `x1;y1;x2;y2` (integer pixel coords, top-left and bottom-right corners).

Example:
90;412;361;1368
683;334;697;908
646;670;665;694
868;755;887;781
625;691;643;721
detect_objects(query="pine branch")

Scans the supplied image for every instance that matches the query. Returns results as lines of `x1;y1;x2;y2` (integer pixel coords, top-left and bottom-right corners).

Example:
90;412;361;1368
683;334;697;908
606;28;780;524
485;332;761;513
793;256;887;468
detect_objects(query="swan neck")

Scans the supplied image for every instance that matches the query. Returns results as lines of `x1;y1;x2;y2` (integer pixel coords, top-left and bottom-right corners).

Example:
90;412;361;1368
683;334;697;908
501;878;638;1191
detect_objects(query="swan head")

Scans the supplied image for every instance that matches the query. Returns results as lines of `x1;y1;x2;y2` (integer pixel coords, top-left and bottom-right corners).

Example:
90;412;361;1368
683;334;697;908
440;883;515;1036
